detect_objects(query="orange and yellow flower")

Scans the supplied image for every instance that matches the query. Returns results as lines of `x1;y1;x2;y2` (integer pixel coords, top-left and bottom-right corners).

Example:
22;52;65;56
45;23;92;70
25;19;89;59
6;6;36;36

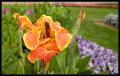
13;13;72;64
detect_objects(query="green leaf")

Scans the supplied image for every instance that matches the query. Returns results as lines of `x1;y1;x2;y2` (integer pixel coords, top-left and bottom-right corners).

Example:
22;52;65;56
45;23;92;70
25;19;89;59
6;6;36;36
65;41;79;74
33;60;41;73
37;70;43;74
24;60;34;74
64;47;69;67
20;52;27;63
79;69;93;74
72;42;80;69
56;51;66;73
48;57;60;74
65;67;69;74
2;48;18;63
75;56;91;73
2;59;18;74
17;60;25;74
73;42;79;56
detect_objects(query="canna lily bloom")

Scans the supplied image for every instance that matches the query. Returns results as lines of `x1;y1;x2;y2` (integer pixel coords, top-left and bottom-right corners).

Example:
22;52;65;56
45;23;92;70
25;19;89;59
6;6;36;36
78;8;86;22
13;13;72;65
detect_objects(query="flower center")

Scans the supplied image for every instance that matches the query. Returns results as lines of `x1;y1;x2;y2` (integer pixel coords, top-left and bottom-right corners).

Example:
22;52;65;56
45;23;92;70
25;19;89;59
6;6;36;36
44;22;50;38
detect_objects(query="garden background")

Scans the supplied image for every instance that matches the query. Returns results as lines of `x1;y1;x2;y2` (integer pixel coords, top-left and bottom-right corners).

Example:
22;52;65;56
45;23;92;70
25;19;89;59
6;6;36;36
2;2;118;74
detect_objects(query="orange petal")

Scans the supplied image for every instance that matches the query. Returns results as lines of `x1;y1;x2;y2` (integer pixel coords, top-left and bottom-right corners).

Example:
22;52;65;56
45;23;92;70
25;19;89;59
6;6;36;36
55;28;72;51
27;49;38;64
36;15;52;28
36;15;54;30
35;46;52;64
19;16;33;30
23;29;41;50
51;22;61;31
13;13;33;30
33;39;59;64
13;13;19;19
79;8;86;22
39;38;51;45
43;39;59;55
35;15;63;38
28;46;52;64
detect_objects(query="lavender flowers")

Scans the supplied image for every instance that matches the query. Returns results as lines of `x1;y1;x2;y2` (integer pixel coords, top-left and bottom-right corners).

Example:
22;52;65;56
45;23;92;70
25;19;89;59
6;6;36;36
75;35;118;74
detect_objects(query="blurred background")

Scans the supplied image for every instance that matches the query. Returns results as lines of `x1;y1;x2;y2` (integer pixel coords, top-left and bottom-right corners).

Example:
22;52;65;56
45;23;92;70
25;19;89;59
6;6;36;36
2;2;118;8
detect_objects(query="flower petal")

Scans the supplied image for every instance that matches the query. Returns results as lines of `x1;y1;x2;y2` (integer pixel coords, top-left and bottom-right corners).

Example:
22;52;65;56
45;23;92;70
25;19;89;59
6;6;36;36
27;49;38;64
28;46;52;64
29;39;60;64
51;22;61;31
79;8;86;22
55;28;72;51
35;15;52;28
13;13;33;30
43;39;59;56
39;38;51;45
23;29;41;50
35;46;52;64
19;16;33;29
36;15;57;32
35;15;63;38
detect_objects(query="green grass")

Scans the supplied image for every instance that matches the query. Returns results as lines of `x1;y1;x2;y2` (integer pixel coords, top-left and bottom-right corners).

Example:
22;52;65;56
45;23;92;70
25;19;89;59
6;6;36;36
65;7;118;52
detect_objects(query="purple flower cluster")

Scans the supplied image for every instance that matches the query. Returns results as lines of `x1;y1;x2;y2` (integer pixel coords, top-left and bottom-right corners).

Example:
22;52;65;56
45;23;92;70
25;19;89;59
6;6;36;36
74;35;118;74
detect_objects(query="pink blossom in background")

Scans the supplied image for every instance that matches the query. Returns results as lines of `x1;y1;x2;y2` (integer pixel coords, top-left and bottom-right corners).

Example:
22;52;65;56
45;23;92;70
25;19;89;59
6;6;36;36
27;2;32;6
26;9;33;15
3;8;10;14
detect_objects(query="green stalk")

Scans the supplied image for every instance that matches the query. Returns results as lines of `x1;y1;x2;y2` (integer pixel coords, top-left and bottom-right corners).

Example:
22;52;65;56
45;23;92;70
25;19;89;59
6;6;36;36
67;7;86;66
67;18;81;70
18;28;23;58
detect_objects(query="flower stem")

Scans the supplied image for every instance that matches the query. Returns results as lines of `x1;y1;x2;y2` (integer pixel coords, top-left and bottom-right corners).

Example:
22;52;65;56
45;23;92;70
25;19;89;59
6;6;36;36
67;7;86;65
41;62;49;74
67;12;81;66
18;28;23;58
44;62;49;74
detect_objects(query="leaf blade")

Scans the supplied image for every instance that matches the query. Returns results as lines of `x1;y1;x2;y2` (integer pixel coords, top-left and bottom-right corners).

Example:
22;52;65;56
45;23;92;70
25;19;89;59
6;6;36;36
17;60;25;74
